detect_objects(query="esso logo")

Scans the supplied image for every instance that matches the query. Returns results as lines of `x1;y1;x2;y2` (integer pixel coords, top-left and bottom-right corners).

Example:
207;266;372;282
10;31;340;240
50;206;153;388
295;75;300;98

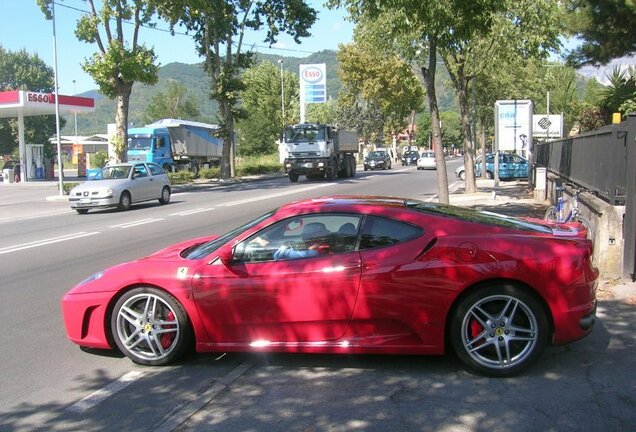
302;67;323;83
27;93;53;103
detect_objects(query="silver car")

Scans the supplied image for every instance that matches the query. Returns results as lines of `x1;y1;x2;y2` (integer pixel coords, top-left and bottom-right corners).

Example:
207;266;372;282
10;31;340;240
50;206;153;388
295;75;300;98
416;151;436;170
69;162;171;214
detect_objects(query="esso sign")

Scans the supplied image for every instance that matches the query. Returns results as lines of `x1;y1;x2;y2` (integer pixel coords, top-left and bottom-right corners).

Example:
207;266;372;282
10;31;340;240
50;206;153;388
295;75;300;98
302;67;323;84
27;92;53;104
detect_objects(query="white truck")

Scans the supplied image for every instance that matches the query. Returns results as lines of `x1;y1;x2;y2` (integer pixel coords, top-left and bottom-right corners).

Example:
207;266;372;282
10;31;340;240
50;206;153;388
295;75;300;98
280;123;358;182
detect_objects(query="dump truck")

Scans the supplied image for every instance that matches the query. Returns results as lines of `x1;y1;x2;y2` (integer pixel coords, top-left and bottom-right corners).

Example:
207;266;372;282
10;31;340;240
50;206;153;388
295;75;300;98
127;119;222;174
280;123;358;182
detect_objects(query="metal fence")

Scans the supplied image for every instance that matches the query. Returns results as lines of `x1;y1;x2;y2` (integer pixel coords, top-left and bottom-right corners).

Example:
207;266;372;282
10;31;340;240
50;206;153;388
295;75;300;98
533;114;636;280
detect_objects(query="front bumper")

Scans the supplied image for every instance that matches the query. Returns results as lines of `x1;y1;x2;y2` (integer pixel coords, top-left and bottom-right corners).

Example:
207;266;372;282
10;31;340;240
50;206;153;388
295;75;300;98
69;196;117;209
61;291;114;349
284;158;329;174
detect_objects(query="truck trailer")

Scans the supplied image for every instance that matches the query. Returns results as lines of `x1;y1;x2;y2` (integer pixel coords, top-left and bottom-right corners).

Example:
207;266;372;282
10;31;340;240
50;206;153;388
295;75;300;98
127;119;222;174
281;123;358;182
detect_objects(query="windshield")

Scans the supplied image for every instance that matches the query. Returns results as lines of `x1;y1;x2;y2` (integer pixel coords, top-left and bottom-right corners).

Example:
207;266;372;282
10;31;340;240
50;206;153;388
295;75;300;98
368;151;386;158
284;126;326;143
183;210;277;260
127;136;152;150
92;165;131;180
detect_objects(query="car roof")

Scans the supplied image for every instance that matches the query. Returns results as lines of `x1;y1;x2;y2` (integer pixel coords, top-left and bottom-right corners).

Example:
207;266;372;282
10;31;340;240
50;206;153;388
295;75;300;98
279;196;408;213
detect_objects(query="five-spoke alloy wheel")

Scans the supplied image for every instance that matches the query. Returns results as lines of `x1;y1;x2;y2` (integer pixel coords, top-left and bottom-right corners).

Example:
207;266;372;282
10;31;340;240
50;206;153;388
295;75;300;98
451;284;548;377
111;287;191;366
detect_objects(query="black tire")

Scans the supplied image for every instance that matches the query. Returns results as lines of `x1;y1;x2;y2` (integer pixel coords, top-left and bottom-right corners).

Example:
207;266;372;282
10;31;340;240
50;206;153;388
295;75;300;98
544;206;558;222
326;163;336;181
344;155;353;178
289;172;299;183
76;209;89;215
110;287;192;366
159;186;171;204
485;171;494;179
118;191;132;211
458;171;466;181
450;283;548;377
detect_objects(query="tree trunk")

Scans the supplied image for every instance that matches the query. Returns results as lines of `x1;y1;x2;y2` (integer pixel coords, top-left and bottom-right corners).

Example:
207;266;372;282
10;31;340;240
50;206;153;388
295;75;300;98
421;39;449;204
456;77;477;193
219;100;232;179
114;82;133;163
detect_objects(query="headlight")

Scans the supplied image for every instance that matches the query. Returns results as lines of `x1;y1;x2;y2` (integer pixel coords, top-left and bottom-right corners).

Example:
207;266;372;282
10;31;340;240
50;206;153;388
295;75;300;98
318;162;324;168
78;271;104;286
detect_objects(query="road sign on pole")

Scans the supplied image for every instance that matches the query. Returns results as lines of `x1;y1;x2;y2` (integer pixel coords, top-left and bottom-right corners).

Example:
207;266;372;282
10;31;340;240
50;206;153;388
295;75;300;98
299;63;326;123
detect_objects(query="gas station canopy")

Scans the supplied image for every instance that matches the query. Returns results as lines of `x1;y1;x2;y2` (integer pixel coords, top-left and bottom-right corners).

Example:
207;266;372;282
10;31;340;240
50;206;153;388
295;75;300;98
0;90;95;118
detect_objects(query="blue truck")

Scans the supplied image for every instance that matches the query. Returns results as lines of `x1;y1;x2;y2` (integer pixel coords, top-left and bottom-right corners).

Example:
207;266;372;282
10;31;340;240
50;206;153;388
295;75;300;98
127;119;223;174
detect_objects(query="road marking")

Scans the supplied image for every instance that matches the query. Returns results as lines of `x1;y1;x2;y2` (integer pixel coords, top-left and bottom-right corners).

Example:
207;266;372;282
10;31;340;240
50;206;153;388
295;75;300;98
221;183;334;207
109;218;164;229
66;371;145;413
0;232;100;255
169;208;215;216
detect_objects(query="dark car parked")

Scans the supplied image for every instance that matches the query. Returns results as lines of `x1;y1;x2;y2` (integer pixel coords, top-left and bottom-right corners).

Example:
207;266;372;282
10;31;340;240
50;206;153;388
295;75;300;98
364;151;392;171
401;150;419;166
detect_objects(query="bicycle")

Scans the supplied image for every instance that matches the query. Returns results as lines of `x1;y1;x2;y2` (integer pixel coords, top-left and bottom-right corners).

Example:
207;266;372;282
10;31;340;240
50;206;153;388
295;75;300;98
544;186;594;241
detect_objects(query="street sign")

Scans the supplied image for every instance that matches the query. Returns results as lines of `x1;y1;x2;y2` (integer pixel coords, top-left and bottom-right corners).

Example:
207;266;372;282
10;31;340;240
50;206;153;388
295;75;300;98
299;63;327;122
532;114;563;138
495;100;533;152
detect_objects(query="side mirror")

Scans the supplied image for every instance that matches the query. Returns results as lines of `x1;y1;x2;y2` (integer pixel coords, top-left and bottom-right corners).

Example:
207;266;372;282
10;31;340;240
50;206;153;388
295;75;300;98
217;247;235;265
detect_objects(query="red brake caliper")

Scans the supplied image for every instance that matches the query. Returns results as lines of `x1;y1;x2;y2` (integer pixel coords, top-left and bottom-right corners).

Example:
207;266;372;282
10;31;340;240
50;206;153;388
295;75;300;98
470;319;484;345
160;311;176;349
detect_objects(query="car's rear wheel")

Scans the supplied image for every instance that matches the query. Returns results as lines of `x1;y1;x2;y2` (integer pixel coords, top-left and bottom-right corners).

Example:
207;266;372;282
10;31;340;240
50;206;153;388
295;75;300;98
458;171;466;181
486;171;494;179
118;191;132;211
159;186;171;204
110;287;192;366
450;284;548;377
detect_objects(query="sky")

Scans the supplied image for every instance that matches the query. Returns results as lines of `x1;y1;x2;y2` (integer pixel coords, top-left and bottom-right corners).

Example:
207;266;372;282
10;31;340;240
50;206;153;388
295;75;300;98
0;0;354;95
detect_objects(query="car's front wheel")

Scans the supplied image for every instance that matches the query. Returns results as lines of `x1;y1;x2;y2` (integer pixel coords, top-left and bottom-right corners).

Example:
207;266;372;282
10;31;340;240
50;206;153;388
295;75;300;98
76;209;89;215
110;287;192;366
458;171;466;181
118;191;132;211
450;284;548;377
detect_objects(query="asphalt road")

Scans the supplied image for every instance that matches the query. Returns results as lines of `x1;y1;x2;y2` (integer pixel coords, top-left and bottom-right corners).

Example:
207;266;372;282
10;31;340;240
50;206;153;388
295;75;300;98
1;160;634;432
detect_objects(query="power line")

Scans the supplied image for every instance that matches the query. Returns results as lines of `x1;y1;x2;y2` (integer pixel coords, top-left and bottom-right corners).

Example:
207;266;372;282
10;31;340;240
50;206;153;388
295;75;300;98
53;1;318;55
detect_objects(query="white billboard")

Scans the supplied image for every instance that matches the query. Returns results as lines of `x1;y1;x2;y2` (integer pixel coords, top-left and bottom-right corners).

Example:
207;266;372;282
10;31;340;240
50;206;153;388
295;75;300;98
495;100;533;152
299;63;326;123
532;114;563;139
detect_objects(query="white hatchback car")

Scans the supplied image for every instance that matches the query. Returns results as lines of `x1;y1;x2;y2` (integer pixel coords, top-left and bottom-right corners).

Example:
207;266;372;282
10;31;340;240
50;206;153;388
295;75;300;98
417;151;436;170
69;162;171;214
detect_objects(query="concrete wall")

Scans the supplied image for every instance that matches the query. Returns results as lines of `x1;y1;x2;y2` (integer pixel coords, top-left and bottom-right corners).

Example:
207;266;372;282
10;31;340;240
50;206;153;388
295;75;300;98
543;171;625;278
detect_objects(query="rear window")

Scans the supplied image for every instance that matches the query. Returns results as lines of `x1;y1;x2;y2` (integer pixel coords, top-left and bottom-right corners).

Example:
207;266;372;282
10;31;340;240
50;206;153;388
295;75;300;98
405;200;552;233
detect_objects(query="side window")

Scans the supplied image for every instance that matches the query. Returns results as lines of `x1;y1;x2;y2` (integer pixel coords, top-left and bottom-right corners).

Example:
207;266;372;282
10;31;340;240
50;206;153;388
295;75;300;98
237;214;362;263
156;136;165;148
359;216;422;250
148;163;165;176
133;164;149;178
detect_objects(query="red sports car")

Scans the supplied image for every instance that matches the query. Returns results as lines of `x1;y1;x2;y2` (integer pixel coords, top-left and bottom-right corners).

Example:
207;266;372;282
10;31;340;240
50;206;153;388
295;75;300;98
62;196;598;377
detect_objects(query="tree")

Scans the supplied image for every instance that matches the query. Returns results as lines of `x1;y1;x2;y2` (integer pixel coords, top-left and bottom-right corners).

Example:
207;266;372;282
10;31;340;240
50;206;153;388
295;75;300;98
564;0;636;66
238;61;299;156
336;27;423;151
142;82;201;124
155;0;317;179
38;0;159;162
331;0;504;203
0;46;59;157
599;66;636;120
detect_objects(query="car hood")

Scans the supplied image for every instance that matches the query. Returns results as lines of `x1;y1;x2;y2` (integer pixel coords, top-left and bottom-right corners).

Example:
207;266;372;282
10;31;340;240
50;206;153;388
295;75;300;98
142;235;220;261
366;156;386;161
72;179;128;191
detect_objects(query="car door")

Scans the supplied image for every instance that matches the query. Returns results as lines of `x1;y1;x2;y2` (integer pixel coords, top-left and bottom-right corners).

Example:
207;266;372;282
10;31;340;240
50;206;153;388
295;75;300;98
130;163;153;201
498;154;512;178
192;214;363;344
510;155;528;178
147;163;168;198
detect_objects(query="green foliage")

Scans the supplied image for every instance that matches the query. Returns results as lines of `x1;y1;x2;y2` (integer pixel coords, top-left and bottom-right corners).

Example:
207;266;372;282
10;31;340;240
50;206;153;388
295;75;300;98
198;167;220;179
168;170;196;184
235;154;282;176
439;111;462;149
91;151;109;168
577;103;605;133
599;67;636;120
142;82;201;124
564;0;636;66
63;182;78;195
0;45;61;156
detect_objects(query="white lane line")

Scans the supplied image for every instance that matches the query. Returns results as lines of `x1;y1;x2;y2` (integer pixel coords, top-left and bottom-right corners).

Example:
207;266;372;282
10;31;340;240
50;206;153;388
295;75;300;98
109;218;163;229
0;232;100;255
221;183;335;207
169;208;215;216
66;371;145;413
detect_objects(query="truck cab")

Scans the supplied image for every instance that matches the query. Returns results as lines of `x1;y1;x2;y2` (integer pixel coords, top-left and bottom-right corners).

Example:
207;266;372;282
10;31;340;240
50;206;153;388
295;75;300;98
127;126;174;172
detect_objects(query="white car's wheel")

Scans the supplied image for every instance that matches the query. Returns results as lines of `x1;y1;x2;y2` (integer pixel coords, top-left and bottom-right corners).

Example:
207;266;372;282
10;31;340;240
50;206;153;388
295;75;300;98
159;186;171;204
